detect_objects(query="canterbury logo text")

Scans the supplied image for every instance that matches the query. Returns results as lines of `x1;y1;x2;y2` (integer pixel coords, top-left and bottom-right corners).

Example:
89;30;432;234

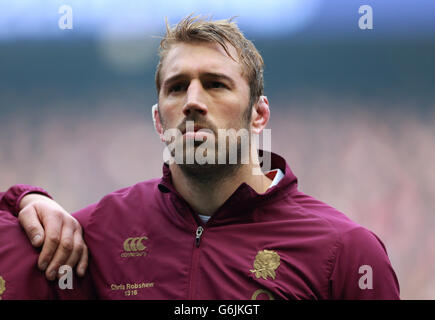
121;236;148;258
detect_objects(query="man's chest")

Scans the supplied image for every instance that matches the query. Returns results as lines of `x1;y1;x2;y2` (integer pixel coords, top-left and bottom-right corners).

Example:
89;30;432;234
85;221;329;300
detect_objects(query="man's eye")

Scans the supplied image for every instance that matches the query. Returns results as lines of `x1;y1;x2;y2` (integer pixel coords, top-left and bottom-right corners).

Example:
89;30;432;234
169;84;185;93
209;82;227;89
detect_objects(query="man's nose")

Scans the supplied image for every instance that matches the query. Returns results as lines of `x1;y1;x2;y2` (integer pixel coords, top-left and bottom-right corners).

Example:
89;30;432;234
182;80;208;117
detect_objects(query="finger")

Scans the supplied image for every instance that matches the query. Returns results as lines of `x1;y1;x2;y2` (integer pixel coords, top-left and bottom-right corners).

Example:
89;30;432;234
37;212;63;273
76;241;89;277
18;205;45;247
62;230;85;275
45;220;75;281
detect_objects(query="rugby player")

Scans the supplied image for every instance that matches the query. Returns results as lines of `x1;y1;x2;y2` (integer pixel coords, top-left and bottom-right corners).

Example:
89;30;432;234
1;16;400;299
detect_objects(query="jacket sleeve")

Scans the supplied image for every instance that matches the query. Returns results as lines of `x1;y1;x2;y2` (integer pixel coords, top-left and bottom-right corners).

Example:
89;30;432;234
0;210;57;299
328;227;400;300
0;184;52;216
0;210;97;300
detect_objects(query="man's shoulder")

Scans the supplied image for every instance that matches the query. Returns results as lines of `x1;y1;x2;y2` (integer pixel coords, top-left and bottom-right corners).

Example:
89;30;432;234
98;178;162;204
281;189;394;265
74;178;163;230
289;190;393;260
86;178;163;218
279;189;371;240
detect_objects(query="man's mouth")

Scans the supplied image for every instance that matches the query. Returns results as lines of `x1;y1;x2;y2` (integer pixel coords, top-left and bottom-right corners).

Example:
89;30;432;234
180;124;216;142
181;125;206;135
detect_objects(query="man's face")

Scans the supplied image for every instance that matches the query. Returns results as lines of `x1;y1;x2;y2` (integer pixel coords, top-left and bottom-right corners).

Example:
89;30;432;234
157;41;253;171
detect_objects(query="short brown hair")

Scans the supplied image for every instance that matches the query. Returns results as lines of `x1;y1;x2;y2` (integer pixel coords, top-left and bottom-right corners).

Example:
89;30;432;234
155;15;264;106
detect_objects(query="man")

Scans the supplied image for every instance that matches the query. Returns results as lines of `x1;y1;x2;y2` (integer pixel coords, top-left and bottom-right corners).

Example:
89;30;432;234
2;16;400;299
0;191;95;299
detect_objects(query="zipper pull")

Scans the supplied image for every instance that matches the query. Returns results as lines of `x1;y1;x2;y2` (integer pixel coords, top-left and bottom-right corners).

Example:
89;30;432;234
195;226;204;247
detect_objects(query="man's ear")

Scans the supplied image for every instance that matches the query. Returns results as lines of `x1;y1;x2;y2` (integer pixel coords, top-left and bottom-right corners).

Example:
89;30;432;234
152;104;165;142
251;96;270;134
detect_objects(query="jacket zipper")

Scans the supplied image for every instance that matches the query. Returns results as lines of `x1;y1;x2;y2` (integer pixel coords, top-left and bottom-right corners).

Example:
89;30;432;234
195;226;204;247
188;226;204;299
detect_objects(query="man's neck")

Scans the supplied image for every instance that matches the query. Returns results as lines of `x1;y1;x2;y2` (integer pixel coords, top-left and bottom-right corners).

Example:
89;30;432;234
169;162;273;216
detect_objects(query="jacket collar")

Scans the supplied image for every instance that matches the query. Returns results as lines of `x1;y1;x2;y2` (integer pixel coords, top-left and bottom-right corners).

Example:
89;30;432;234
157;150;298;211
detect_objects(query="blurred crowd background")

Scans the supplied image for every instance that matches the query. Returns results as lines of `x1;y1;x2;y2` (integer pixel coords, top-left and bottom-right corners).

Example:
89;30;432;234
1;0;434;299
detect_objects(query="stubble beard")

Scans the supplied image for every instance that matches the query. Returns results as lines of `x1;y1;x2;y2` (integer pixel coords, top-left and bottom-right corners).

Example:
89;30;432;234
160;104;253;186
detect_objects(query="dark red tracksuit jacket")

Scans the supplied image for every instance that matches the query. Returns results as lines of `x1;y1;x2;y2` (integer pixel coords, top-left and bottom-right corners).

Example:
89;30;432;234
0;192;96;299
1;152;400;299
